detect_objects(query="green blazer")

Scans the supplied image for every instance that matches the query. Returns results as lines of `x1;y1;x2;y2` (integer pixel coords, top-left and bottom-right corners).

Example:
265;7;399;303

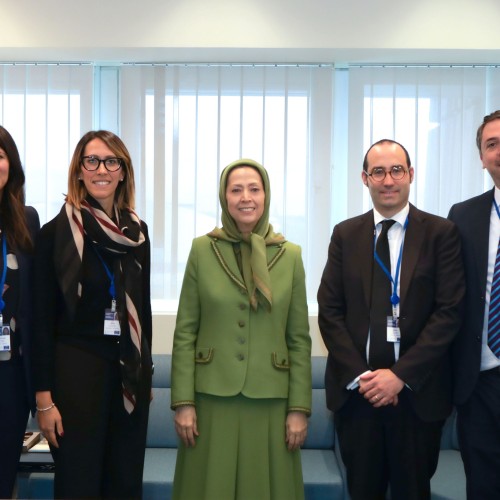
171;235;312;414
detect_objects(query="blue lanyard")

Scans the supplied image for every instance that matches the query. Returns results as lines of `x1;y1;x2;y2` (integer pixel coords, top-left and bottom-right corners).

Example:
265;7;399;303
373;215;409;308
494;198;500;220
0;234;6;315
92;245;116;306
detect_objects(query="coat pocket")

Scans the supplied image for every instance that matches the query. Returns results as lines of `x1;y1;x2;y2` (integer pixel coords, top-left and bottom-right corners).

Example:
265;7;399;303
195;347;214;364
272;352;290;370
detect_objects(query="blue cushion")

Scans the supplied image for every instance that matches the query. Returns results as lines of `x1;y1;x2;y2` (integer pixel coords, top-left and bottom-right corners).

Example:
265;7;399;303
142;448;177;499
152;354;171;388
312;356;327;389
431;449;466;500
440;410;460;450
304;389;334;450
18;472;54;499
302;449;344;499
146;387;178;448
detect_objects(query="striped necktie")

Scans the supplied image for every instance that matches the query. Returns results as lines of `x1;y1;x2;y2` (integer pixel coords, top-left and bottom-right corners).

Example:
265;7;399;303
488;237;500;358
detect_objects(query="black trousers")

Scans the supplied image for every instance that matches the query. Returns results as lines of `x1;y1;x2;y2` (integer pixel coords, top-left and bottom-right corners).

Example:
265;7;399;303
0;359;29;498
457;367;500;500
335;390;443;500
51;342;150;499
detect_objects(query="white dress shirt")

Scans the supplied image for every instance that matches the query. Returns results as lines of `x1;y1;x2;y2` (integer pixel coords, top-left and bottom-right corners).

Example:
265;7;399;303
347;204;410;390
480;186;500;371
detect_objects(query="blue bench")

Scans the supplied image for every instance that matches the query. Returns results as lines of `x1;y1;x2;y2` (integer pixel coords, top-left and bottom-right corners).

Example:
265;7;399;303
17;355;464;499
17;355;342;499
143;355;343;499
430;410;466;500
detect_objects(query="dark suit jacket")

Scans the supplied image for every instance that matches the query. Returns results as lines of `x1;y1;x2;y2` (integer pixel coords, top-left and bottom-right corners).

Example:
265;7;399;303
19;206;40;414
317;204;465;422
2;206;40;414
448;189;493;406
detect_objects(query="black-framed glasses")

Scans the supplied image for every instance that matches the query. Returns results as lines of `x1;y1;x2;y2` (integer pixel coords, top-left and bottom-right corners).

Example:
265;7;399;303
81;156;123;172
366;165;408;182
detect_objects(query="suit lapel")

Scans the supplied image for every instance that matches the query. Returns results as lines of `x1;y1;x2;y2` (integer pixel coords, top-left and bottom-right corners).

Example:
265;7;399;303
210;239;246;290
471;190;494;295
359;213;376;309
399;205;425;305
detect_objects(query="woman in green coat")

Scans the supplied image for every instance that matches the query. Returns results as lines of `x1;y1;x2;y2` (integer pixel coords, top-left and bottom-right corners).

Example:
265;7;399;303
171;159;312;500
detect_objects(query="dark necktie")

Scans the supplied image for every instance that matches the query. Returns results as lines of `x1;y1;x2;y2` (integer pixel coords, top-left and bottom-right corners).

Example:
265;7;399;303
488;236;500;358
369;219;396;369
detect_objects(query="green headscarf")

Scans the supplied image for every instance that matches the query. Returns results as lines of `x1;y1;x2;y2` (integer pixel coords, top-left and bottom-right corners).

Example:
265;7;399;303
208;159;285;311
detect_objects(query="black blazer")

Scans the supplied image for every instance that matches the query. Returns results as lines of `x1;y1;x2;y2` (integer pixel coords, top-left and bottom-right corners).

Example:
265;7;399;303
18;206;40;414
448;189;493;406
318;204;465;422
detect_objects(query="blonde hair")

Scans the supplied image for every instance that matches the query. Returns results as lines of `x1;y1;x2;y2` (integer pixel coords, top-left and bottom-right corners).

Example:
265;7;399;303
66;130;136;210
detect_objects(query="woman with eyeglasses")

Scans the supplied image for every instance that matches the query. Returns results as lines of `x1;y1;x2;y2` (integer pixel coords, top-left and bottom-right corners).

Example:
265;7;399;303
0;126;40;499
32;130;153;499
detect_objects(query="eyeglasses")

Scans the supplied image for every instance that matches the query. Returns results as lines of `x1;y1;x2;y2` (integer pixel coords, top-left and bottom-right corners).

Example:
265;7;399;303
366;165;408;182
81;156;123;172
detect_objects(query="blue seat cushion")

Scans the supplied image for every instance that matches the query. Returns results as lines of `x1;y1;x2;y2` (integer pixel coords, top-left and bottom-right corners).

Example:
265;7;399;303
142;448;177;499
430;449;466;500
301;449;344;499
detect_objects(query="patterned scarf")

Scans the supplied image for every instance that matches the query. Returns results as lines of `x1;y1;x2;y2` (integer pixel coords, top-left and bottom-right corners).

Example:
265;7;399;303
208;159;285;311
54;197;147;413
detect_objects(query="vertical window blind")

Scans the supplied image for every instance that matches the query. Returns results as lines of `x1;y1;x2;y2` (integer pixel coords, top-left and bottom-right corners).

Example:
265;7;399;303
119;64;335;308
1;63;499;308
0;63;93;221
347;65;500;216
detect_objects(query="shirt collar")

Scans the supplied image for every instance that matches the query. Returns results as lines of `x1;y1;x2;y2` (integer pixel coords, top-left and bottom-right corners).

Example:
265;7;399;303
494;186;500;208
373;203;410;228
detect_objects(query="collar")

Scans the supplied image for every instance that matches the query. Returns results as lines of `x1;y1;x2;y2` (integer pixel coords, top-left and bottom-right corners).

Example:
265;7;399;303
373;203;410;228
494;186;500;208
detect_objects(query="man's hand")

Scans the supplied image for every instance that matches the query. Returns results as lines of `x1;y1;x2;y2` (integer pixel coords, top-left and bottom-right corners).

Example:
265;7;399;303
358;369;404;407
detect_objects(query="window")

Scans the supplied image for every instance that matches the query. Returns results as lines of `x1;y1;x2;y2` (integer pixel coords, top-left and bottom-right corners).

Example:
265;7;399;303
118;65;335;308
3;63;500;310
347;66;500;217
0;64;93;221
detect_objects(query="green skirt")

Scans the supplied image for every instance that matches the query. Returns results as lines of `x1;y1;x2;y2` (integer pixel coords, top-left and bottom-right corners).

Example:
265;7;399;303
172;393;305;500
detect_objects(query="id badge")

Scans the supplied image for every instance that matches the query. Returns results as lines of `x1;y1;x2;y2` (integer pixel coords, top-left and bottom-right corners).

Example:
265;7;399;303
0;324;11;351
386;316;401;343
104;309;121;336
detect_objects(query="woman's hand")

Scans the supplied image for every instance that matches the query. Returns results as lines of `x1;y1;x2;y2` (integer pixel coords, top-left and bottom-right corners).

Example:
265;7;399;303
286;411;308;451
35;391;64;448
174;405;199;448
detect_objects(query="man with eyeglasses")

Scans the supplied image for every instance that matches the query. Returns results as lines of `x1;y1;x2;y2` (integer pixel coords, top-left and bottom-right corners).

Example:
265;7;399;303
318;139;465;499
448;110;500;499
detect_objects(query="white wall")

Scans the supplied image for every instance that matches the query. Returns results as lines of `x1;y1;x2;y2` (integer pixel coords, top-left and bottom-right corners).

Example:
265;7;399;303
153;310;327;356
4;0;499;354
2;0;500;64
